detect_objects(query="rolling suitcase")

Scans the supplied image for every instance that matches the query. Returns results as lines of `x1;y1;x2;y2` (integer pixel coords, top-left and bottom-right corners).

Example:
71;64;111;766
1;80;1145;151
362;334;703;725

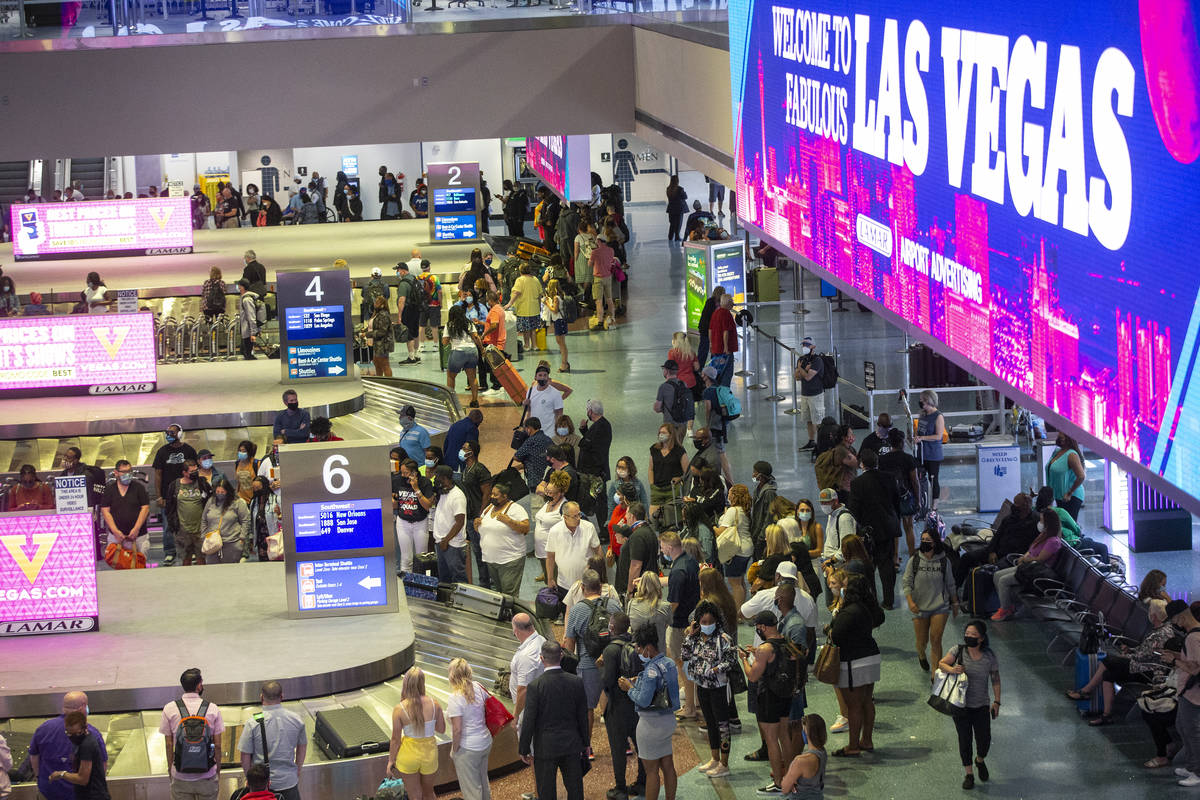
448;582;515;621
485;344;528;405
1074;649;1107;715
403;571;439;600
314;707;389;758
965;565;999;617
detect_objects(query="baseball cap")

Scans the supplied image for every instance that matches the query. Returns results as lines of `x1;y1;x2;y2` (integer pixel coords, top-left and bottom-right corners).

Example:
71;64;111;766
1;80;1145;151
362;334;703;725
662;359;679;371
775;561;799;582
801;336;815;346
701;365;718;381
753;610;778;628
535;363;550;376
197;449;214;459
371;267;383;277
1167;599;1189;619
818;487;838;503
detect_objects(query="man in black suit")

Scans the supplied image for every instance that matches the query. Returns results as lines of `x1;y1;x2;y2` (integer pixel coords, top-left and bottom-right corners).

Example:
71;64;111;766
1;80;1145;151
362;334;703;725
518;641;589;800
577;399;613;483
848;447;903;608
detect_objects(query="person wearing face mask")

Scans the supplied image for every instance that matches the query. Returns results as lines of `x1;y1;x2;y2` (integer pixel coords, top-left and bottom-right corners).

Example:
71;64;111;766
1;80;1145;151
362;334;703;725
551;413;582;465
619;626;681;800
163;458;210;566
681;600;738;778
396;404;431;463
937;620;1001;789
29;691;108;800
1045;431;1087;521
578;399;614;484
100;459;150;562
194;449;223;490
648;424;689;519
749;462;778;561
913;389;946;511
506;262;545;354
233;440;258;504
456;440;493;586
476;481;531;595
431;465;469;583
848;448;902;607
605;457;649;526
273;390;311;444
47;710;108;800
0;274;20;316
11;464;54;510
200;475;251;564
60;446;106;507
443;409;483;473
901;523;959;677
792;499;825;599
247;476;280;562
793;337;827;451
523;362;566;433
393;457;436;574
877;427;920;560
153;424;197;566
990;509;1064;621
818;488;857;608
858;413;893;458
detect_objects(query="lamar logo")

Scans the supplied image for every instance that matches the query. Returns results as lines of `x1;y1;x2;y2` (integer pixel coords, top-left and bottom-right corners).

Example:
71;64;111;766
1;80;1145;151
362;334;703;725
149;206;174;230
0;618;95;636
1;532;58;584
88;383;154;395
93;326;130;358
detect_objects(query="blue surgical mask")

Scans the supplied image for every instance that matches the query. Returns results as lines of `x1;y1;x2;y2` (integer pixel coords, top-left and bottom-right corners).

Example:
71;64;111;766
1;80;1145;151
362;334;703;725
556;427;570;437
459;449;469;463
200;459;213;469
237;452;248;461
425;459;435;468
118;473;133;485
638;653;651;664
165;434;177;443
700;622;717;635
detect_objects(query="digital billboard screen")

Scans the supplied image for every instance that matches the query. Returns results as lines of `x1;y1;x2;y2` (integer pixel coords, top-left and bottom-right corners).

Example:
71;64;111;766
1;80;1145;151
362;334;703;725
0;312;157;397
296;556;389;612
0;512;99;636
292;498;384;553
284;305;346;341
433;187;477;213
525;135;593;202
730;0;1200;508
10;197;194;261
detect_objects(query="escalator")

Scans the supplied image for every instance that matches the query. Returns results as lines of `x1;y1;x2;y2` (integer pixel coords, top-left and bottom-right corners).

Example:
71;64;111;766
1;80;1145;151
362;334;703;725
0;160;31;204
68;157;107;197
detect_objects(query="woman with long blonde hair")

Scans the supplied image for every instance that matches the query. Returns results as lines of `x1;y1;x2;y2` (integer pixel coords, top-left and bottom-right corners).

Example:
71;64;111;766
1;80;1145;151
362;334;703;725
716;483;754;607
628;570;671;653
446;658;493;800
543;278;569;373
668;331;701;415
388;668;446;800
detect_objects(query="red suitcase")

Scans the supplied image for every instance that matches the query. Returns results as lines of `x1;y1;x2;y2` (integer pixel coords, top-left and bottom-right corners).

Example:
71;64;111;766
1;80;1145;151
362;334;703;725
485;345;528;405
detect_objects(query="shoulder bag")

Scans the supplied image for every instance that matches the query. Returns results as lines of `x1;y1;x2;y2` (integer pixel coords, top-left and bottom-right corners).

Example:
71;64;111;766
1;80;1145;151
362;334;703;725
814;639;841;685
928;646;970;715
1137;685;1178;715
481;682;515;735
201;528;223;556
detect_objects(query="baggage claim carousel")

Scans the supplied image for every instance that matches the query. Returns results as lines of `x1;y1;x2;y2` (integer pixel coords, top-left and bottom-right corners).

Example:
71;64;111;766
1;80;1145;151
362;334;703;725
0;565;538;800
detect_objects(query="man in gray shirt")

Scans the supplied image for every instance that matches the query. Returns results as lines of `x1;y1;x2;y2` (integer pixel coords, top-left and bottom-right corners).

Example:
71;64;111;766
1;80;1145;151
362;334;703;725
239;681;307;800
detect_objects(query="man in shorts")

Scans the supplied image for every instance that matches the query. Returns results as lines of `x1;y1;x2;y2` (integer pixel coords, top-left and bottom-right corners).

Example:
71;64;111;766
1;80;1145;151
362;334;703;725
417;259;442;348
794;336;827;450
393;261;422;364
589;236;617;329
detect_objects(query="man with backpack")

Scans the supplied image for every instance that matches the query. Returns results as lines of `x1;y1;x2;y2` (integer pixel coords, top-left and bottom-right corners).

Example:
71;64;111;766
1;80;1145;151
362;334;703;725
654;360;694;446
661;530;701;722
360;267;390;325
159;667;224;800
700;365;736;486
794;337;828;452
564;570;623;754
740;611;798;796
749;461;778;560
600;612;647;800
819;487;857;607
237;279;264;361
707;292;738;387
393;261;423;365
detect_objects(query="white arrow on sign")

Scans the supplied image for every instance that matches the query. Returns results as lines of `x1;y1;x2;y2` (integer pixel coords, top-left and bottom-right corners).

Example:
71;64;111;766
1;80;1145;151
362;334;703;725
329;365;345;375
359;575;382;590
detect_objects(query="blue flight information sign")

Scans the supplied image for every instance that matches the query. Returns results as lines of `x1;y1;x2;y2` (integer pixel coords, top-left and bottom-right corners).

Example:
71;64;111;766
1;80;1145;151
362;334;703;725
284;305;346;341
433;187;476;213
292;497;384;553
296;556;388;611
433;215;478;241
712;243;746;305
287;343;348;379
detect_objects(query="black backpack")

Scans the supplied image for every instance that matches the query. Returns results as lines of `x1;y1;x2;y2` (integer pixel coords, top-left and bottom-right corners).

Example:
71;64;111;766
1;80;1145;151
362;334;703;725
203;281;226;315
581;598;614;659
814;417;841;455
819;354;839;389
761;638;800;699
667;378;690;423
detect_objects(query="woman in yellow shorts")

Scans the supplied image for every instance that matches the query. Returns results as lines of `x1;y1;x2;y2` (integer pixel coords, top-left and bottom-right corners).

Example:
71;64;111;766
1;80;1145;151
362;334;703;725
388;668;446;800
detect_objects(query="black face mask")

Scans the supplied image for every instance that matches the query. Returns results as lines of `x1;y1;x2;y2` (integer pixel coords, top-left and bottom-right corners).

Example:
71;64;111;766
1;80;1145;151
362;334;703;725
68;732;86;745
963;636;980;648
286;401;299;410
919;542;934;553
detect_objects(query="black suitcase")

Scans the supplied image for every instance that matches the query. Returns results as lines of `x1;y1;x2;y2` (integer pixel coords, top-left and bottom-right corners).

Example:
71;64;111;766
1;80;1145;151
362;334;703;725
314;707;389;758
413;551;438;578
965;565;999;617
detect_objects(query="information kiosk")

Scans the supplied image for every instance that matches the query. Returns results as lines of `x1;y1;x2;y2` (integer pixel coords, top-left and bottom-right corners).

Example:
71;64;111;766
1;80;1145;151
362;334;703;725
684;240;747;334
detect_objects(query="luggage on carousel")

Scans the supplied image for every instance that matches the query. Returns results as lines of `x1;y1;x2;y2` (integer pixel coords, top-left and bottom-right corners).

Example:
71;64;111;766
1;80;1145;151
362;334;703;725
314;707;389;759
413;551;438;578
448;582;514;621
485;344;528;405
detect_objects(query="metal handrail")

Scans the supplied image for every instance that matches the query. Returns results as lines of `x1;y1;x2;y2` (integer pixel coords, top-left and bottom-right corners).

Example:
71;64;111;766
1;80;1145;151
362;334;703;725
226;317;240;360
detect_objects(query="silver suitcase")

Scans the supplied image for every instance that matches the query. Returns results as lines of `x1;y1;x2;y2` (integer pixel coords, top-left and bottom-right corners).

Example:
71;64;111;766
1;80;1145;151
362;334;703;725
448;582;515;621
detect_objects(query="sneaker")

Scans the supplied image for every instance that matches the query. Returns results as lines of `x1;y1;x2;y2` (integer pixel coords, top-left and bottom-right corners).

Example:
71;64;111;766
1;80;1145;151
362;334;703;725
990;607;1013;622
707;765;731;779
830;715;849;733
1182;775;1200;787
1178;768;1195;778
162;554;176;566
755;782;782;796
696;760;718;773
962;775;975;790
744;746;768;762
800;440;816;451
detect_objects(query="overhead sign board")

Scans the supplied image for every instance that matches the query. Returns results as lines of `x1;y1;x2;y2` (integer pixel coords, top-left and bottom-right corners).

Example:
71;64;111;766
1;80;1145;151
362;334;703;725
276;268;355;384
0;312;157;398
0;511;99;636
427;161;482;243
287;343;349;380
292;498;384;553
728;0;1200;511
11;197;194;261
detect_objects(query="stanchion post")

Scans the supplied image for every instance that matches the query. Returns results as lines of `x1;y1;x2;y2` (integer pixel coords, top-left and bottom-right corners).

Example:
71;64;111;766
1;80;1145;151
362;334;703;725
735;323;753;378
766;340;784;401
784;349;802;415
747;327;769;390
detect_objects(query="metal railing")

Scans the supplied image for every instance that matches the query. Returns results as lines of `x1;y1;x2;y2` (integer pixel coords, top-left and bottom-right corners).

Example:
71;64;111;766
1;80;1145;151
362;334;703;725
865;385;1005;435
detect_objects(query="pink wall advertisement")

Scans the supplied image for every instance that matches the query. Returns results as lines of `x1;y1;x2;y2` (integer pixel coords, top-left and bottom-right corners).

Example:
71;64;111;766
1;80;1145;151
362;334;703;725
0;312;157;396
0;512;99;636
10;196;194;261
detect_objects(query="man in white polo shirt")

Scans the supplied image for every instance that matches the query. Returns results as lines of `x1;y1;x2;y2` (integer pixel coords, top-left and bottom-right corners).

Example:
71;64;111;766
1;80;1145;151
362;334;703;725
546;502;601;592
159;667;225;800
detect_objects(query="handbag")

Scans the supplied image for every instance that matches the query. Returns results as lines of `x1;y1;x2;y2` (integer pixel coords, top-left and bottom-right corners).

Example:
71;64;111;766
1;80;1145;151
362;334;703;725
1137;685;1178;715
721;638;748;694
266;528;285;561
482;684;515;735
201;529;223;556
375;776;408;800
928;647;970;715
814;640;841;685
1015;559;1056;594
103;541;146;570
